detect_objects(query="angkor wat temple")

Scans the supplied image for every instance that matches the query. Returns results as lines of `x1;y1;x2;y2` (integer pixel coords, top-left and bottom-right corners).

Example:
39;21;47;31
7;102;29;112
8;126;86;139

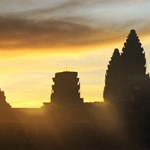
103;29;150;109
0;30;150;149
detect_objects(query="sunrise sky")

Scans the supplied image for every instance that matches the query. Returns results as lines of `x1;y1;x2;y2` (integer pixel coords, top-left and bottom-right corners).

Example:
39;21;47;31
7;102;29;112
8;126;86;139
0;0;150;108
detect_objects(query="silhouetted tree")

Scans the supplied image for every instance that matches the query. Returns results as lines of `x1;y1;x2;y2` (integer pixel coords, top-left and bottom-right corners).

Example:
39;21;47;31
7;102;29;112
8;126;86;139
103;48;121;102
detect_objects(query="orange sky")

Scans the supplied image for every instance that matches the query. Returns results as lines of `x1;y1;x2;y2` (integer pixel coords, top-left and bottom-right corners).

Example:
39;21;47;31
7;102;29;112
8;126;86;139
0;0;150;107
0;32;150;108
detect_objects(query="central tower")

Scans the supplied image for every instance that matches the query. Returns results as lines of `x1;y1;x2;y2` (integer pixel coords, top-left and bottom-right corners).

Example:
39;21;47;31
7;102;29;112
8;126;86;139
51;71;83;106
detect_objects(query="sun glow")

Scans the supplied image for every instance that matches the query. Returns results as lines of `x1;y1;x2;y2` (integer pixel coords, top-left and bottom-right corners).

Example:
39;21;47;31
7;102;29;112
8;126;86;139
0;31;150;108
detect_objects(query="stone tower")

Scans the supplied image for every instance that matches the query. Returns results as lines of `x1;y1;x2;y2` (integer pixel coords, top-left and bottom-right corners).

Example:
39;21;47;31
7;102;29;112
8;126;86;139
120;29;146;102
103;48;121;103
50;71;83;106
0;89;11;108
121;29;146;76
103;29;148;106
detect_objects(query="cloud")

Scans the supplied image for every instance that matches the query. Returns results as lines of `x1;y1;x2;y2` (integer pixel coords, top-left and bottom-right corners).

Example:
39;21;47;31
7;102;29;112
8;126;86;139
0;17;121;50
0;0;150;53
0;15;150;52
15;0;149;18
1;0;150;19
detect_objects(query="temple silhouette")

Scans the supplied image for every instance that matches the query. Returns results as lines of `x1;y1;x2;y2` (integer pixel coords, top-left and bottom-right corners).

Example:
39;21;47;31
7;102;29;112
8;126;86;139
103;29;149;109
44;71;83;107
0;29;150;149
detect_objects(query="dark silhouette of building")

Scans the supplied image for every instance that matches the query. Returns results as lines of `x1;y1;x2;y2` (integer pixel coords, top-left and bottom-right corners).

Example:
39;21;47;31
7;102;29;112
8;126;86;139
103;48;121;103
120;29;146;103
0;89;11;108
121;29;146;76
103;30;150;147
104;29;148;107
44;71;83;107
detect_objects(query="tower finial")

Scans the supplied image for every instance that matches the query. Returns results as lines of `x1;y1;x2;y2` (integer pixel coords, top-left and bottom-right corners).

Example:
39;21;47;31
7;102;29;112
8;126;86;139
130;29;136;34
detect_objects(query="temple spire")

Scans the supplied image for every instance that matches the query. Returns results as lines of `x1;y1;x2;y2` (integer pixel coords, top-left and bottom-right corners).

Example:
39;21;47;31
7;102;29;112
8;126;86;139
121;29;146;75
103;48;121;102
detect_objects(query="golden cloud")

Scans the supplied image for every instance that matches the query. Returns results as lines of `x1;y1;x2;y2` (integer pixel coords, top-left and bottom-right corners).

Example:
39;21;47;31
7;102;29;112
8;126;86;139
0;16;150;52
0;17;127;50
